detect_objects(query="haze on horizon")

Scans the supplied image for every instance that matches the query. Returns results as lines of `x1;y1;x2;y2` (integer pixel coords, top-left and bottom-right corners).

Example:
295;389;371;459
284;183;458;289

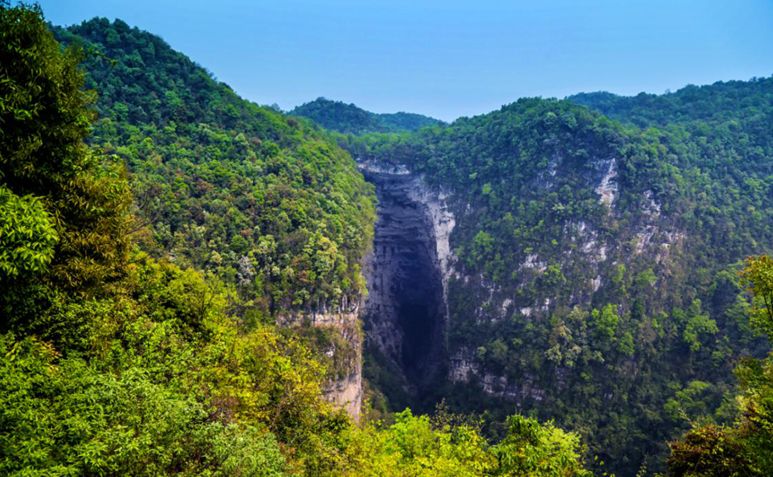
37;0;773;122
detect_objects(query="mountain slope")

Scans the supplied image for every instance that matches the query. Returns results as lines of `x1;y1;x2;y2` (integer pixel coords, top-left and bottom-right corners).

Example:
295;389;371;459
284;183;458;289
54;19;377;316
1;5;594;475
352;82;772;475
291;97;444;134
568;76;773;128
1;7;351;474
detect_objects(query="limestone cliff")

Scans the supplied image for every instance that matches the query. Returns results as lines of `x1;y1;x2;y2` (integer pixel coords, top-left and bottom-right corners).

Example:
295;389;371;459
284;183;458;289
358;160;455;404
278;310;363;421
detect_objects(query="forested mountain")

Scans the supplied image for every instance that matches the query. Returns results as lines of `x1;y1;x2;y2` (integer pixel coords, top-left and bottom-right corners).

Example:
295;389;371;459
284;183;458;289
0;5;594;476
569;77;773;128
2;2;771;475
347;79;773;475
53;19;377;317
291;97;444;134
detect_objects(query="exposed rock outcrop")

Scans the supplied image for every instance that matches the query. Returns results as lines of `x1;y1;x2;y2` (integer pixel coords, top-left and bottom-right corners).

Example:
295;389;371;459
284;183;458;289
279;310;363;421
359;161;453;400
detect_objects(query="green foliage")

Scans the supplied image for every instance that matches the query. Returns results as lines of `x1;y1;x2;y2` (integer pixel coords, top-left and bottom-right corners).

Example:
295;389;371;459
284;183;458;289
47;19;380;424
291;97;444;135
0;2;94;194
0;333;287;476
0;3;133;346
593;304;619;340
343;409;590;476
680;300;718;352
348;79;771;475
0;7;595;476
667;425;759;477
669;255;773;476
3;3;770;475
470;230;494;265
664;380;713;424
0;186;58;278
54;19;376;314
741;255;773;338
570;78;773;129
492;415;592;477
0;5;343;475
358;409;495;476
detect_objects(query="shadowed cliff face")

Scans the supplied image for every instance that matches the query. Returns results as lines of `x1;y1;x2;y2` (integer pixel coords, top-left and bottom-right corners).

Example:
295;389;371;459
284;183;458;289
361;167;446;407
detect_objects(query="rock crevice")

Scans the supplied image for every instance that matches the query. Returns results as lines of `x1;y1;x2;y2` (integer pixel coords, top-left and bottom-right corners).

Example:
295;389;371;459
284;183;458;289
359;162;452;401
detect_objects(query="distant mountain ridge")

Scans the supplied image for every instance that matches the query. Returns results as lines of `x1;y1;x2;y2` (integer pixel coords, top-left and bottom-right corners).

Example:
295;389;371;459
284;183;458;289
568;76;773;127
291;97;444;134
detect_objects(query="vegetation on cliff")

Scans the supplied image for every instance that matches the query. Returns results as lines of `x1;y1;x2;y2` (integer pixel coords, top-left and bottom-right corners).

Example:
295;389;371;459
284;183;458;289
342;77;772;475
668;255;773;476
0;4;593;475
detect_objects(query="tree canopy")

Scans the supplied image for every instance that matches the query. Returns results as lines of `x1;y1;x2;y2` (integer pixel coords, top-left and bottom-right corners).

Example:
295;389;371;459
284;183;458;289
0;5;594;475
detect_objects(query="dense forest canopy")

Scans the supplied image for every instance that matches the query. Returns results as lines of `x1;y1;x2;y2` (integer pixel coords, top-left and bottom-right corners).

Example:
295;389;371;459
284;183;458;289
291;97;444;135
0;4;596;476
0;2;771;475
52;18;380;318
339;74;772;474
569;77;773;128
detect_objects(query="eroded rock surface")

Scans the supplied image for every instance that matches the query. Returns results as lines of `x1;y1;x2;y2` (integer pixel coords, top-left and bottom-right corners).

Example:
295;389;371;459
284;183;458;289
360;163;451;403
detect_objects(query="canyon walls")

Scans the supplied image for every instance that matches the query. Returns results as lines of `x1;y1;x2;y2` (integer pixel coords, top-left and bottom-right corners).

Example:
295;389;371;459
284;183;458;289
359;161;455;408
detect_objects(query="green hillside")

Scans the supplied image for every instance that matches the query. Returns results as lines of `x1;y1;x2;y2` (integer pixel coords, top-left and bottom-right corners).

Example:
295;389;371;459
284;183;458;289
569;77;773;128
2;2;772;475
291;97;444;135
350;82;772;475
0;5;593;476
53;19;378;316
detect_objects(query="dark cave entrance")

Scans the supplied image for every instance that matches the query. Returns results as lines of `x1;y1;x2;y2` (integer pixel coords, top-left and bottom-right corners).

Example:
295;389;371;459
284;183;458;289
361;167;447;407
395;252;443;384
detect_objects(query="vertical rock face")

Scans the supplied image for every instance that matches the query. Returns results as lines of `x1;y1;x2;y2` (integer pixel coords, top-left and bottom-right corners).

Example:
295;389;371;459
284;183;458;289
277;156;459;417
595;158;618;207
316;312;363;421
278;311;363;421
405;181;456;301
278;157;456;417
359;161;452;402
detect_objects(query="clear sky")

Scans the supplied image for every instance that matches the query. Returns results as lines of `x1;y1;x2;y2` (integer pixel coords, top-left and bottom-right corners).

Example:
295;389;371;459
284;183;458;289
37;0;773;122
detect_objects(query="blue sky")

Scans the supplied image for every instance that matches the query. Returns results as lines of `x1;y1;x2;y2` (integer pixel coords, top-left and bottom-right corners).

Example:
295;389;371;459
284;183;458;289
38;0;773;121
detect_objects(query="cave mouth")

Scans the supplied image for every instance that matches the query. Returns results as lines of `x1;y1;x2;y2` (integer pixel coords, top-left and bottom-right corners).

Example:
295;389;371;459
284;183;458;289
395;247;444;385
361;168;447;407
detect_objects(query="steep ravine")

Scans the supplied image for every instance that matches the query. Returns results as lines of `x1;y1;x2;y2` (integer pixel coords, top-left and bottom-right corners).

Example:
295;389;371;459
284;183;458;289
359;162;453;409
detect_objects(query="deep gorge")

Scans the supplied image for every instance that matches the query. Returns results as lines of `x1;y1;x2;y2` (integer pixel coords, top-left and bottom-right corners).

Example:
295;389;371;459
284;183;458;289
360;164;448;409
